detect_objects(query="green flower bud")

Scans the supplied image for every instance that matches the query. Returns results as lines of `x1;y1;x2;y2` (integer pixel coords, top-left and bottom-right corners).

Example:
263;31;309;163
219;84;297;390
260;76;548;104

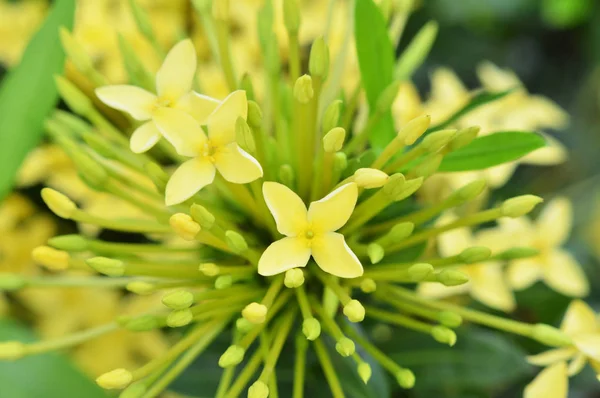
55;76;93;115
360;278;377;293
322;100;342;133
388;222;415;242
235;317;254;333
431;325;457;346
501;195;544;218
225;230;248;253
248;380;269;398
448;126;480;151
354;168;389;189
343;299;366;322
240;73;255;100
448;178;487;204
436;269;469;286
367;243;385;264
302;318;321;340
437;311;463;328
395;20;438;81
96;368;132;389
376;80;401;114
400;114;431;145
247;100;263;129
123;315;159;332
120;382;147;398
126;281;155;295
420;129;457;152
162;290;194;310
59;27;94;74
242;302;268;324
199;262;220;277
408;263;434;281
393;177;423;201
309;37;329;79
190;204;216;229
412;154;442;179
41;188;77;219
283;0;301;34
531;324;572;347
495;247;540;260
48;235;88;252
358;362;372;384
0;274;26;291
323;127;346;153
333;152;348;174
235;116;256;153
167;309;193;328
395;369;416;389
70;150;109;188
219;345;245;367
459;246;492;264
284;268;305;288
335;337;355;357
215;275;233;289
294;75;314;104
279;164;295;188
86;257;125;277
382;173;406;198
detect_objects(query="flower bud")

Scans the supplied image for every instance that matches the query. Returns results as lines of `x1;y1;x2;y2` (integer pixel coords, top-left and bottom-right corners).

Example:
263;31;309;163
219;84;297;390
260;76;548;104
388;222;415;242
367;243;385;264
354;168;389;189
358;362;372;384
128;0;154;39
126;281;155;295
167;309;193;328
302;318;321;340
0;341;26;360
459;246;491;264
393;177;423;201
55;76;93;115
41;188;77;219
343;299;366;322
448;178;487;204
448;126;479;151
190;204;215;229
294;75;314;104
436;269;469;286
360;278;377;293
236;317;254;333
412;154;442;179
162;290;194;310
309;37;329;79
333;152;348;174
219;345;245;367
240;73;255;100
408;263;434;281
322;100;342;133
0;274;26;291
32;246;70;271
495;247;540;260
437;311;463;328
335;337;355;357
96;368;132;389
247;100;263;129
120;382;146;398
431;325;457;346
86;257;125;277
279;164;295;188
199;262;220;277
59;27;94;74
382;173;406;197
71;150;109;187
235;117;256;153
420;129;457;152
242;302;268;324
215;275;233;289
400;114;430;145
284;268;305;288
248;381;269;398
395;369;416;389
501;195;543;218
323;127;346;153
283;0;300;34
170;213;201;241
376;80;401;114
122;315;159;332
225;230;248;253
48;234;88;252
532;324;572;347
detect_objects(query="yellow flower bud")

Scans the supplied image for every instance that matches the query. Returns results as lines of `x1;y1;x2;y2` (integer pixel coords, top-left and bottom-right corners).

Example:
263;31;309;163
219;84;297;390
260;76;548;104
335;337;355;357
501;195;544;218
448;126;480;151
70;150;109;188
86;257;125;277
190;204;216;229
393;177;423;201
309;37;329;79
59;27;94;74
248;380;269;398
167;309;193;328
225;230;248;253
323;127;346;153
242;302;268;324
431;325;457;346
408;263;434;281
400;114;431;145
495;247;540;260
284;268;305;288
219;345;245;367
448;178;487;204
358;362;372;384
302;318;321;340
199;262;220;277
382;173;406;197
169;213;201;241
32;246;70;271
360;278;377;293
354;168;389;189
48;234;88;252
96;368;133;390
459;246;492;264
41;188;77;219
162;290;194;310
126;281;155;295
294;75;314;104
343;299;366;322
322;100;342;133
0;341;26;360
367;243;385;264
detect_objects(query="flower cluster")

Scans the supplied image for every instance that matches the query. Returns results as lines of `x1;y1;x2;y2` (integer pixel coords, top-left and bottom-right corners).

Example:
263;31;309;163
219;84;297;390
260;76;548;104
0;1;595;398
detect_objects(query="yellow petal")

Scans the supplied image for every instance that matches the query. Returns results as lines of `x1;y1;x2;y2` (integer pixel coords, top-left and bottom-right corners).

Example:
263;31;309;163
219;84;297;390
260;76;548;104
537;197;572;247
477;61;521;91
258;237;311;276
262;182;308;237
153;108;206;157
484;163;517;188
507;259;543;291
311;232;363;278
470;262;516;312
308;183;358;233
156;39;196;101
130;122;161;153
214;144;263;184
523;362;568;398
527;348;577;366
567;353;587;376
561;299;598;335
165;158;215;206
522;133;568;165
436;212;473;257
573;334;600;362
95;85;156;120
175;92;220;124
207;90;247;146
543;249;589;297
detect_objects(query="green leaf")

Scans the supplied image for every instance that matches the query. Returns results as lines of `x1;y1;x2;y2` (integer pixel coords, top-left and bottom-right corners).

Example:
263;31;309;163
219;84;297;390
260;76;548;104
354;0;396;150
439;132;546;172
0;318;107;398
427;89;514;133
0;0;75;200
541;0;593;28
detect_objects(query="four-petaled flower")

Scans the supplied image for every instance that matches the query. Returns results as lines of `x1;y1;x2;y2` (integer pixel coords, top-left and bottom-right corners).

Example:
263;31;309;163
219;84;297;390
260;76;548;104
95;39;219;153
155;90;263;206
258;182;363;278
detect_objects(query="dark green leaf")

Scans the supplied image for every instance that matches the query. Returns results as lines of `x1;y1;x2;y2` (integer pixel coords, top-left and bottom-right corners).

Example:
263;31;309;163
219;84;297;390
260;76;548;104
0;0;75;200
0;318;107;398
427;89;514;133
354;0;396;150
439;132;546;172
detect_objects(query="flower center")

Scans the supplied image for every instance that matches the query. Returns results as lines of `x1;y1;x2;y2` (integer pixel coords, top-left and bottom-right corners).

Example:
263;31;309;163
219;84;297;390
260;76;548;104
201;141;217;162
304;230;314;239
156;97;173;108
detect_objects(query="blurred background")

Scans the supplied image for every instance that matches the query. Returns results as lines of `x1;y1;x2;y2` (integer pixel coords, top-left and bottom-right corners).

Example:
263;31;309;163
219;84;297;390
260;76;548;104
0;0;599;397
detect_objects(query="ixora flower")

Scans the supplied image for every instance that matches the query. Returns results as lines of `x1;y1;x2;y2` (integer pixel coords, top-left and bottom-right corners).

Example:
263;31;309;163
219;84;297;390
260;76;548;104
0;2;593;397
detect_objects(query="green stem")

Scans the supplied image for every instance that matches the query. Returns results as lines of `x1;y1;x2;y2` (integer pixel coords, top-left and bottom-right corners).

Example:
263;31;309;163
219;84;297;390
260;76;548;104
313;339;345;398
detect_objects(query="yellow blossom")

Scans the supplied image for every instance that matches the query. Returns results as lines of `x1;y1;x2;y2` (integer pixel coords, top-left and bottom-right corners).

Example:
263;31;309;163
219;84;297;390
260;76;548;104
96;39;219;153
259;182;363;278
155;90;263;205
524;361;569;398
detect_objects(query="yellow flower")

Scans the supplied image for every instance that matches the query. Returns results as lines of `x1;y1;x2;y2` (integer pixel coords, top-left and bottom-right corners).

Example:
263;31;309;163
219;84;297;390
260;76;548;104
258;182;363;278
155;90;263;205
95;39;219;153
504;197;589;297
525;300;600;395
524;361;569;398
418;212;516;312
